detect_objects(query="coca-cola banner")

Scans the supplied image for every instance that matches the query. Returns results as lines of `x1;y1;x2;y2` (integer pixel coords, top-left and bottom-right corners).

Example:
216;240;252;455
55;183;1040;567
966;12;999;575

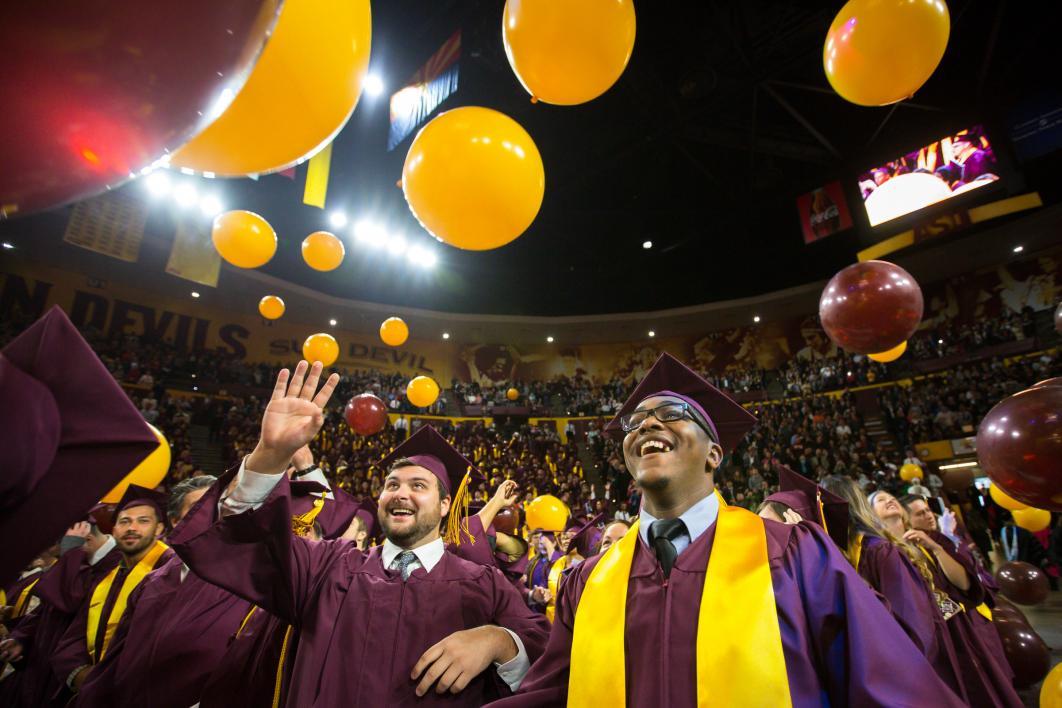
796;180;853;244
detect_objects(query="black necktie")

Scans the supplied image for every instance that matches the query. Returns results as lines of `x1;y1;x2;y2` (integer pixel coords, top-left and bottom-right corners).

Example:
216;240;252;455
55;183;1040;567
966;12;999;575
648;518;687;579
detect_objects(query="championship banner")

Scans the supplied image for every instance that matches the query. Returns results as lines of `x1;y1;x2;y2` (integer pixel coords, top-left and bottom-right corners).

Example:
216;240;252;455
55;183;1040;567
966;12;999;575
796;181;852;244
302;142;333;209
166;217;221;287
63;191;147;263
387;30;461;150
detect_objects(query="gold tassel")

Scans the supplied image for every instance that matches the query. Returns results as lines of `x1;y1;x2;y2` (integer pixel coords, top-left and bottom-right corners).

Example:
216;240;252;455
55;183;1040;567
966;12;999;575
444;466;475;546
816;490;829;537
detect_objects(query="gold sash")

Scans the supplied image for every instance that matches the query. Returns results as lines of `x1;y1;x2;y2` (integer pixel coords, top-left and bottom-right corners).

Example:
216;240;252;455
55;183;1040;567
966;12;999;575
86;541;169;662
569;505;792;707
545;555;571;623
13;577;40;618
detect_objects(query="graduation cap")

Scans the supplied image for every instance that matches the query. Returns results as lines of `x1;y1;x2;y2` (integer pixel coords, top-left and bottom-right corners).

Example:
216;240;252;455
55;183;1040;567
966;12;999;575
765;465;849;549
112;484;170;530
604;352;757;454
0;307;160;585
571;513;606;558
376;425;484;546
353;497;380;543
87;503;116;536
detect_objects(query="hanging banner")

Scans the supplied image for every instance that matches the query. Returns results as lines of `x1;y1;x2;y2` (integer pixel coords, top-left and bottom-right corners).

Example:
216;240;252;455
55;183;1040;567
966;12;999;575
387;30;461;151
166;217;221;287
62;191;147;262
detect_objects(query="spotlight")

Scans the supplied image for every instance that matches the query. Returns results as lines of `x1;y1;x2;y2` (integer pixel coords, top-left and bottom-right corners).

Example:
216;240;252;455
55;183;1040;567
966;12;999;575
199;194;223;217
145;172;171;197
387;236;408;257
354;220;386;248
442;332;450;340
1013;245;1024;253
329;211;348;228
648;330;655;338
329;318;337;326
174;182;198;208
364;73;385;97
191;291;201;298
642;240;653;250
546;336;554;343
753;315;761;323
1;242;13;250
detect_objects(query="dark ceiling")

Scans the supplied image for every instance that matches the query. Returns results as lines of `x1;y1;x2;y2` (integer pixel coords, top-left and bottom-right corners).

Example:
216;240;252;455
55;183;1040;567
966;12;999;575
5;0;1062;316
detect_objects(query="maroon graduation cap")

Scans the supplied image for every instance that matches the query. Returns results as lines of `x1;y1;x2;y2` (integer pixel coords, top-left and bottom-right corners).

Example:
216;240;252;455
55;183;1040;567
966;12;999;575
765;465;850;549
604;352;757;454
112;483;170;530
0;306;160;585
570;513;606;558
87;503;116;536
376;425;484;545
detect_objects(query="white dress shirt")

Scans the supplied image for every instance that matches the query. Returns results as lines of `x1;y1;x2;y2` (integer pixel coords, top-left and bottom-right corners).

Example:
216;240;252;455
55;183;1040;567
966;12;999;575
637;491;720;557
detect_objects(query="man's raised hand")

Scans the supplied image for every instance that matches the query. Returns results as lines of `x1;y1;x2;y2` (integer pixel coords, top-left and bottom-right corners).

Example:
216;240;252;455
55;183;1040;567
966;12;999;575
247;361;340;475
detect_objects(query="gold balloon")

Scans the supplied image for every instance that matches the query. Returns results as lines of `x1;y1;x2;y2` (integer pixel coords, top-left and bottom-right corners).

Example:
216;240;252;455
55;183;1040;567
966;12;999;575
824;0;950;106
1013;507;1051;533
406;376;440;408
303;333;339;367
379;317;409;347
506;387;519;401
170;0;372;175
869;341;907;363
1040;662;1062;708
302;231;345;272
402;107;544;251
525;494;569;532
502;0;636;105
900;463;922;482
212;210;277;268
258;295;285;320
101;424;170;503
990;483;1028;512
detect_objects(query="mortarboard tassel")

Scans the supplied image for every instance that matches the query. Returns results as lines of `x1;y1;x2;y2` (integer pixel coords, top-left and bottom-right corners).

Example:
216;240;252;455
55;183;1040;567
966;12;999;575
443;466;476;546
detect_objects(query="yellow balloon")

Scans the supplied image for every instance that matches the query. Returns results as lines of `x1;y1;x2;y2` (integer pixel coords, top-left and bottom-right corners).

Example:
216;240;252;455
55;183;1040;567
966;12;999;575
101;424;171;503
406;376;440;408
380;317;409;347
1040;662;1062;708
212;210;277;268
869;341;907;363
824;0;950;106
502;0;636;105
525;494;569;532
302;231;345;272
170;0;372;175
302;333;339;367
1013;507;1051;533
506;387;519;401
258;295;285;320
402;107;544;251
900;463;923;482
989;483;1028;512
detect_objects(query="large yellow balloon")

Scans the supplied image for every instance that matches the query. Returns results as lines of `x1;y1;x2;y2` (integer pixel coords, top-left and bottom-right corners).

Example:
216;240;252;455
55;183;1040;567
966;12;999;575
212;210;277;268
900;463;923;482
1013;507;1051;533
506;388;520;401
525;494;569;532
1041;662;1062;708
402;107;544;251
990;483;1028;512
380;317;409;347
406;376;440;408
824;0;950;106
303;333;339;367
101;424;171;503
258;295;285;320
502;0;636;105
302;231;345;272
170;0;372;175
869;341;907;363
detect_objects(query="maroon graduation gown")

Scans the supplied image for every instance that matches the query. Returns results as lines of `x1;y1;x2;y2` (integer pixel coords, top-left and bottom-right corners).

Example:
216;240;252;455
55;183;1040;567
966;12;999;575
0;546;119;707
169;472;551;707
487;520;968;708
72;555;253;708
50;544;175;691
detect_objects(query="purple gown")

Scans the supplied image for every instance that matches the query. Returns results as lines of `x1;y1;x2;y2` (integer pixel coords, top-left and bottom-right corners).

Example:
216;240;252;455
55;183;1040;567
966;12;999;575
0;546;119;707
169;472;551;707
487;520;968;708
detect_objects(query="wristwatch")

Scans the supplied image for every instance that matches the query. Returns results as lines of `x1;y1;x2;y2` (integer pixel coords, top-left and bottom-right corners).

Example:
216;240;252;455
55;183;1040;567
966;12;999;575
293;465;319;479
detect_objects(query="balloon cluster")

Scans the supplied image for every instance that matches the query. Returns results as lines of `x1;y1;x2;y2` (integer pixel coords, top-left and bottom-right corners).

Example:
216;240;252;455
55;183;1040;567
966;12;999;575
992;568;1052;688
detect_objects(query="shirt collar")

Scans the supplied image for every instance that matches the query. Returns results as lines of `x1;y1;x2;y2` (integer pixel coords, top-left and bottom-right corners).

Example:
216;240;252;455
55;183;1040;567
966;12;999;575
381;537;445;574
89;536;116;566
638;491;720;546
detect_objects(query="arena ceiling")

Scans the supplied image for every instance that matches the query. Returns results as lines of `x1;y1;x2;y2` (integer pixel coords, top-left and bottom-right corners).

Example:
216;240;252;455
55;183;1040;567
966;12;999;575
3;0;1060;318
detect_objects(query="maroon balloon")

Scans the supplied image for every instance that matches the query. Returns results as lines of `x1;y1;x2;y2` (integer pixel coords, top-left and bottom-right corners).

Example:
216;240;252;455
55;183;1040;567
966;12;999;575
990;603;1029;627
997;620;1051;688
995;561;1051;606
818;260;924;354
494;507;519;536
344;394;388;436
0;0;281;217
977;383;1062;510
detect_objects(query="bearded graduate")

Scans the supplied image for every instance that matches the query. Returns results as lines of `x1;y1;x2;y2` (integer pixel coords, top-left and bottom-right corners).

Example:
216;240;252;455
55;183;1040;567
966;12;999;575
488;352;968;708
167;361;549;707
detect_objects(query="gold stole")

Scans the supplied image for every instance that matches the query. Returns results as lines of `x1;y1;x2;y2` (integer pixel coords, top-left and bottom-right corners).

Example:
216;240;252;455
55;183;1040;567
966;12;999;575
545;555;571;623
86;541;169;662
569;506;792;707
13;577;41;618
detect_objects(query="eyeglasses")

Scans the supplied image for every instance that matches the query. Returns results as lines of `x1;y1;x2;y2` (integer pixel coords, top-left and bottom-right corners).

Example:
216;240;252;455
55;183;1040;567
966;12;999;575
619;402;697;433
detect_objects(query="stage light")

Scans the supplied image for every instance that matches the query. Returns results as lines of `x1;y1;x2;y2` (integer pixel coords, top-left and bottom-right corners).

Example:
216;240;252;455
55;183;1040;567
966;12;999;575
642;240;652;250
753;315;761;323
329;211;348;228
364;73;385;97
191;291;201;298
938;339;944;344
329;318;337;326
387;235;408;257
199;194;223;217
939;460;978;470
1;242;13;250
354;220;386;248
442;332;450;340
648;330;655;337
1013;245;1024;253
145;172;171;197
546;336;554;343
174;182;198;208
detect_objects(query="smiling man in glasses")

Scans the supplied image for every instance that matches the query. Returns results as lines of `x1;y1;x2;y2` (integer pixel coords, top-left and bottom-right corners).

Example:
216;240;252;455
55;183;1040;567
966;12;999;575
489;352;966;708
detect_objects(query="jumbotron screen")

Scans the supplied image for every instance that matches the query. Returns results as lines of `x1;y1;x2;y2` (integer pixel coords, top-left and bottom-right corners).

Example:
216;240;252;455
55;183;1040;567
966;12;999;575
858;125;1000;227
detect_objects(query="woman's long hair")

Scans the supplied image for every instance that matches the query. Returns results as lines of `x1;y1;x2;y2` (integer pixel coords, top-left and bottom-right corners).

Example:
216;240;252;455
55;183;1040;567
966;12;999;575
820;476;937;591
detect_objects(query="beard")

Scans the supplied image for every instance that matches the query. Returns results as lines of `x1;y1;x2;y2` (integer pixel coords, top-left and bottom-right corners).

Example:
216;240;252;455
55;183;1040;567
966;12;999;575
381;505;443;548
117;532;155;557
